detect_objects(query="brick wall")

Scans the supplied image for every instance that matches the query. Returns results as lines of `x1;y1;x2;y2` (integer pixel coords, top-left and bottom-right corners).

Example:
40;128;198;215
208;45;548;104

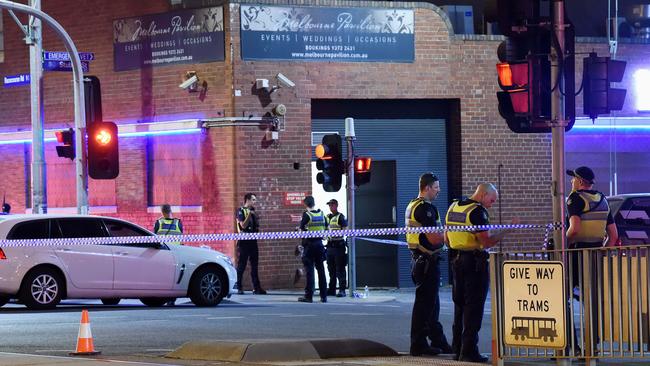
0;0;647;289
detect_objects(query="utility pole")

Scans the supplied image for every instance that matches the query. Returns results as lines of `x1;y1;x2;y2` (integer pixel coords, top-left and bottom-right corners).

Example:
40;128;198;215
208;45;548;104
345;117;356;297
551;0;567;252
28;0;46;214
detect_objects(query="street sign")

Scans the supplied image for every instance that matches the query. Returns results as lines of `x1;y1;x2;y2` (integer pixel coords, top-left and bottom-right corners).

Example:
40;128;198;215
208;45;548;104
3;74;31;87
43;60;90;72
502;261;566;349
43;51;95;62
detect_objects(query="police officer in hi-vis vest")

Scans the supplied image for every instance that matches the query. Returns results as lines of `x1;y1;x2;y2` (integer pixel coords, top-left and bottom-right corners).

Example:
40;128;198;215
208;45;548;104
325;199;348;298
298;195;328;303
445;183;515;363
566;166;618;352
235;193;267;295
154;204;183;244
406;173;453;357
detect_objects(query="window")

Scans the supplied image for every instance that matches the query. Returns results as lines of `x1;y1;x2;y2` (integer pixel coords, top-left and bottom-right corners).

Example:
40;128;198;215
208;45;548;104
56;218;108;238
147;133;202;206
7;219;50;239
103;218;151;237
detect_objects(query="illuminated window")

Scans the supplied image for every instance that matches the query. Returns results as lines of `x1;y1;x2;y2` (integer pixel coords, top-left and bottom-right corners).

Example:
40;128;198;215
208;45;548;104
635;69;650;112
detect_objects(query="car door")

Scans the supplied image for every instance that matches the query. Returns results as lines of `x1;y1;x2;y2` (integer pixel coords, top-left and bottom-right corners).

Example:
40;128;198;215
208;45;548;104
104;219;176;290
53;218;114;289
615;197;650;245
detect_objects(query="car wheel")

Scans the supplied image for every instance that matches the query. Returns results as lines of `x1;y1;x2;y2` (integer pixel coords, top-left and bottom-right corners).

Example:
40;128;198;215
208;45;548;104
189;266;227;307
20;268;63;310
140;298;171;307
101;298;121;305
0;296;9;307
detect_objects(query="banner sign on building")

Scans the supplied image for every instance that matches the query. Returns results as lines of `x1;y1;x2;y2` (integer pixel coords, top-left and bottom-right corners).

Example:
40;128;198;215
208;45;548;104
113;7;225;71
502;261;566;349
240;5;414;62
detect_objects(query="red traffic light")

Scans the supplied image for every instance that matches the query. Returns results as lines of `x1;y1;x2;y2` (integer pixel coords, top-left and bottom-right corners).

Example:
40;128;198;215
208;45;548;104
354;157;371;172
55;128;75;160
87;121;119;180
93;128;113;146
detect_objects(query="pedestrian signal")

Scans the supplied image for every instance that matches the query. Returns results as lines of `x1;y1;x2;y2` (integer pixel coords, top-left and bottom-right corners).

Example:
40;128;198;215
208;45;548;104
354;157;371;187
55;128;75;160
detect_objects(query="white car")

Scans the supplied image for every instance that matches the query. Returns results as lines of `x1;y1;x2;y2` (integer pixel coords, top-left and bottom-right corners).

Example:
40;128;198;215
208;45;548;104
0;214;236;309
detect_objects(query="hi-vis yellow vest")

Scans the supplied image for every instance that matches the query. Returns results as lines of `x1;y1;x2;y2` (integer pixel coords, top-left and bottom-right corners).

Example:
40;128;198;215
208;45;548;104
327;213;344;240
570;191;609;243
306;210;326;231
156;218;182;245
445;201;482;251
237;207;257;233
404;198;439;254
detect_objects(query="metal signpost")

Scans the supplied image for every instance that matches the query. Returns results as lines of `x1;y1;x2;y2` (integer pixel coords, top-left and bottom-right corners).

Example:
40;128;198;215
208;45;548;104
345;117;357;297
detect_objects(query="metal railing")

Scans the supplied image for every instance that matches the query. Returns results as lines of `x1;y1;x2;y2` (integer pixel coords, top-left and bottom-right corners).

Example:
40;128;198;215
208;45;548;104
491;245;650;364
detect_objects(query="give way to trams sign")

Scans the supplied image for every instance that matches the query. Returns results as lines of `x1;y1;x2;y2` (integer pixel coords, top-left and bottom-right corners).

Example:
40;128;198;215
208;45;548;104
502;261;566;348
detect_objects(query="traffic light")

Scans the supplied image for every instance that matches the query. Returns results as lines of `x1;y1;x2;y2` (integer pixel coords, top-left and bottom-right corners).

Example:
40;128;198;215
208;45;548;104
84;76;103;125
87;121;119;179
583;52;627;120
354;157;372;187
494;0;575;133
315;134;343;192
55;128;75;160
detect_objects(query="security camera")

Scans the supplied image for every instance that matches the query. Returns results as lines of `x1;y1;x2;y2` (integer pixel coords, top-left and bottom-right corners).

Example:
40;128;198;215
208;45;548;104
276;73;295;88
179;74;199;90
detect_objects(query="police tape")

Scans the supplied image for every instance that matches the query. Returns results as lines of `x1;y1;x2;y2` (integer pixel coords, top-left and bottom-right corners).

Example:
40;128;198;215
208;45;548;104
0;223;562;248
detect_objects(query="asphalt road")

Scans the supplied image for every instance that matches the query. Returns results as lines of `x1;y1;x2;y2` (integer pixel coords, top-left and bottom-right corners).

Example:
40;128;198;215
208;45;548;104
0;288;492;358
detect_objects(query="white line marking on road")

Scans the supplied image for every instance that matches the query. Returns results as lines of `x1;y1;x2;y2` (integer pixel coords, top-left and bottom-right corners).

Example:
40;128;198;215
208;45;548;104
33;349;74;352
279;314;316;318
0;352;167;365
174;314;212;317
251;313;294;316
328;313;385;316
206;316;245;320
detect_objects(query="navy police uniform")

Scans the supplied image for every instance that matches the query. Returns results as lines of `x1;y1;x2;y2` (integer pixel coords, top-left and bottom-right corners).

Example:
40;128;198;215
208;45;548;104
446;199;490;361
326;212;348;296
405;197;451;355
235;206;263;293
300;209;328;302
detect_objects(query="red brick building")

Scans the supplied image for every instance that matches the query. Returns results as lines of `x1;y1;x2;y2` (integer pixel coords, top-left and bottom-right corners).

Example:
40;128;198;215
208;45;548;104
0;0;648;288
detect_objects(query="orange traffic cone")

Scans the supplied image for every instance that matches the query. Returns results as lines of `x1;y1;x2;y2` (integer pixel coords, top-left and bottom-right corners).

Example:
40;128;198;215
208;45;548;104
70;309;101;355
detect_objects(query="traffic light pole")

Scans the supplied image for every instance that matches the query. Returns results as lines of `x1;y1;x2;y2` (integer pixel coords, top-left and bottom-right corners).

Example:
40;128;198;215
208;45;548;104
550;0;567;253
27;0;47;214
345;117;356;298
0;0;89;214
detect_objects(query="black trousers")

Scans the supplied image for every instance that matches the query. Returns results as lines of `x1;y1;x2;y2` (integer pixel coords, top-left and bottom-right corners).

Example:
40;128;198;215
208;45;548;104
569;241;602;351
410;253;450;352
451;250;489;357
326;240;347;292
302;239;327;299
236;240;262;290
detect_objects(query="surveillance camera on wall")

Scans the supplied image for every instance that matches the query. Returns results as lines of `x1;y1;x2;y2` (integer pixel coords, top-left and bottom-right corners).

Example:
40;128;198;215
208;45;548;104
276;73;295;88
179;74;199;90
256;78;270;90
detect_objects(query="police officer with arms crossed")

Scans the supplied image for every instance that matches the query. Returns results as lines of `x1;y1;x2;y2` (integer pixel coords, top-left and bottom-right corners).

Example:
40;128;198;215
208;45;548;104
406;173;453;357
566;166;618;353
325;199;348;298
445;183;516;363
235;193;267;295
298;196;328;303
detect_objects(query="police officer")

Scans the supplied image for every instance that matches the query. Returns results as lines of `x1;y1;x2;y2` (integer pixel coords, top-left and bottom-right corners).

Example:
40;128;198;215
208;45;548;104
153;203;183;306
153;203;183;243
566;166;618;354
298;196;327;303
325;199;348;298
235;193;267;295
406;173;452;357
446;183;513;362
